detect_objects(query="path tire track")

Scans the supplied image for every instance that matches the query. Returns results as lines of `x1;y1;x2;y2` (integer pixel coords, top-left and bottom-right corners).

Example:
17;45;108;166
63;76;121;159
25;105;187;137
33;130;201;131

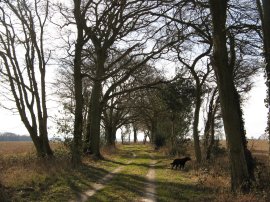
70;153;136;202
141;154;157;202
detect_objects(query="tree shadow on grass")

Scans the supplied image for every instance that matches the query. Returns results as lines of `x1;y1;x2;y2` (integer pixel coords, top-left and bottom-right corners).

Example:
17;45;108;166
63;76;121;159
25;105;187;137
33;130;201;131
10;164;112;202
156;181;216;202
103;150;168;170
87;170;216;202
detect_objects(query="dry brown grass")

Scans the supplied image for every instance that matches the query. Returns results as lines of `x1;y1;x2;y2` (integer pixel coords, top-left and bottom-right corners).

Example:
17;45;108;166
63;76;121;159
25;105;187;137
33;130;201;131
219;139;269;166
0;142;69;187
0;142;72;201
0;141;35;156
0;141;64;157
186;153;270;202
216;191;269;202
248;140;269;152
219;140;269;154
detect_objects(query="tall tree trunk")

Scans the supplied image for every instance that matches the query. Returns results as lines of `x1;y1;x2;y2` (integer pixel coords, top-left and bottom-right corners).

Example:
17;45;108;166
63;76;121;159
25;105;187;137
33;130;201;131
257;0;270;167
206;101;218;160
193;89;202;163
105;99;116;147
82;91;90;146
106;125;117;147
84;104;91;152
72;1;84;165
262;0;270;167
89;80;103;158
40;63;53;156
170;113;176;151
121;133;124;144
41;129;53;156
133;125;138;143
209;0;250;192
151;119;157;144
31;132;45;157
204;88;218;160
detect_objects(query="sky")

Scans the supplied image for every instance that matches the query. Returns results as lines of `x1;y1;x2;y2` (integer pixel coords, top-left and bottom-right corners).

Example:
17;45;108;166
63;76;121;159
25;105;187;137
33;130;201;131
243;73;267;138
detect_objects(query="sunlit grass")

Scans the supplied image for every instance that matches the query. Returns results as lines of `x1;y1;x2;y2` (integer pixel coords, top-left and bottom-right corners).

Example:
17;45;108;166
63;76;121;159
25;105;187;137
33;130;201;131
88;144;154;202
154;153;215;202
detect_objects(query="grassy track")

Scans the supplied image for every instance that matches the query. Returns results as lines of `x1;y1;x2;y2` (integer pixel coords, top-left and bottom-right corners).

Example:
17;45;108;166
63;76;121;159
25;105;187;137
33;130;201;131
85;144;216;202
88;145;154;201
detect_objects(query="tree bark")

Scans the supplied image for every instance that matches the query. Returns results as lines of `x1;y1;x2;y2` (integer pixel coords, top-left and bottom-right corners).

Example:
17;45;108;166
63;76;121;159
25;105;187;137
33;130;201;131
262;0;270;166
89;80;103;158
121;133;124;144
83;103;91;152
133;125;138;143
257;0;270;167
206;99;218;160
105;125;117;147
104;97;117;148
31;133;45;157
209;0;250;192
204;88;218;160
193;89;202;163
151;119;157;144
71;1;85;165
170;113;175;150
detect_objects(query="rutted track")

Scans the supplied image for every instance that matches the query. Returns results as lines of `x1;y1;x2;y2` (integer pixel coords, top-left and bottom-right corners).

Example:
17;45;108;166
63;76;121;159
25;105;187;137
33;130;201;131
141;154;157;202
70;154;136;202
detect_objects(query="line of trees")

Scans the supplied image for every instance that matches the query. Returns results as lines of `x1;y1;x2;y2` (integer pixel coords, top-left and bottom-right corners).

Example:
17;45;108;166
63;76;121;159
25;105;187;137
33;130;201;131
0;132;31;141
0;0;268;192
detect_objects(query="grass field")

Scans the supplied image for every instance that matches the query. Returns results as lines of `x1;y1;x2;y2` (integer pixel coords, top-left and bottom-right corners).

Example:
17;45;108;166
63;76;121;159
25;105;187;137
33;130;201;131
219;139;269;162
0;141;269;201
0;142;35;156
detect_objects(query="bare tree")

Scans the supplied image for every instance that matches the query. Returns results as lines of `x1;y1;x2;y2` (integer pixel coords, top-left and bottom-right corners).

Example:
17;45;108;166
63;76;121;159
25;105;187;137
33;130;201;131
70;0;177;158
176;48;212;163
209;0;251;192
0;0;53;157
69;0;90;165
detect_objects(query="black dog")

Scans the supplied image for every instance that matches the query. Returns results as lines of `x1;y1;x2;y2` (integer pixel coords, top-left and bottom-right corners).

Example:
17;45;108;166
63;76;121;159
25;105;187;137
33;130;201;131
171;157;191;170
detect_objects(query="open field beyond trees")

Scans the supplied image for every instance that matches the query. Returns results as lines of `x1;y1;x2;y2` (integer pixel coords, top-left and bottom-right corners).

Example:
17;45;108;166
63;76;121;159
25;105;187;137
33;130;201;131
0;141;269;202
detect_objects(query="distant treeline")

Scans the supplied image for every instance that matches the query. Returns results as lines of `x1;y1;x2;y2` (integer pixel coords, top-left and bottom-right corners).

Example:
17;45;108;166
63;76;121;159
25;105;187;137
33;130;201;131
0;132;31;141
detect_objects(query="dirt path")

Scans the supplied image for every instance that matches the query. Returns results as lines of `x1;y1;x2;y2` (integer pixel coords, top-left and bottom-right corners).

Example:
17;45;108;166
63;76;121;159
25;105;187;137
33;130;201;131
70;153;136;202
69;148;159;202
141;155;157;202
